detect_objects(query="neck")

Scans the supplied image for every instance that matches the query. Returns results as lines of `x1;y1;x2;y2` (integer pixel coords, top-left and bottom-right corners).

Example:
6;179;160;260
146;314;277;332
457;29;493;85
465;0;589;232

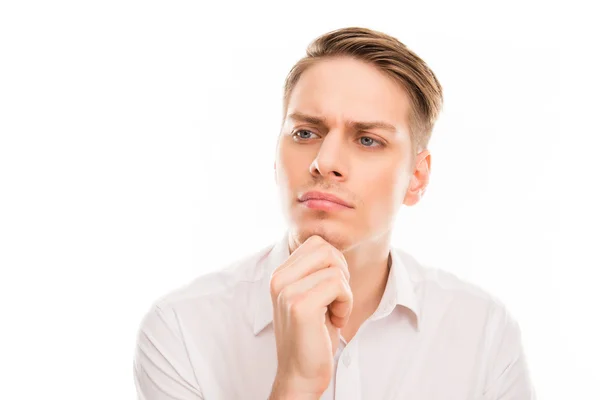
341;231;392;323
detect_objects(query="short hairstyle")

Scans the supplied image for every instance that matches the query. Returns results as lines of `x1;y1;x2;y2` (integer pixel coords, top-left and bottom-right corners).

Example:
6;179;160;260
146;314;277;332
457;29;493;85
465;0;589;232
282;27;444;162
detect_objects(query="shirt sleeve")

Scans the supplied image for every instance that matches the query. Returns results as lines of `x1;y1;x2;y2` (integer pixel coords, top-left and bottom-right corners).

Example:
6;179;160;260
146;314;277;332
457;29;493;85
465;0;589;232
133;303;203;400
483;304;536;400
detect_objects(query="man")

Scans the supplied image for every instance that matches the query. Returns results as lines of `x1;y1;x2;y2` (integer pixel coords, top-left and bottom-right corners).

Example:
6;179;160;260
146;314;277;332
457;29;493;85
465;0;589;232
134;27;535;399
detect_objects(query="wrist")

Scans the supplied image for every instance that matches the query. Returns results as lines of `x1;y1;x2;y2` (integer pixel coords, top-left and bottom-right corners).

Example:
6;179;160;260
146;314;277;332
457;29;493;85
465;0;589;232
269;390;320;400
269;375;322;400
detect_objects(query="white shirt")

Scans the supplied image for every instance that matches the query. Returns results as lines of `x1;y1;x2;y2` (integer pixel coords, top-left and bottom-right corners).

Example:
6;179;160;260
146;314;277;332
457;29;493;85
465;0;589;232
133;230;536;399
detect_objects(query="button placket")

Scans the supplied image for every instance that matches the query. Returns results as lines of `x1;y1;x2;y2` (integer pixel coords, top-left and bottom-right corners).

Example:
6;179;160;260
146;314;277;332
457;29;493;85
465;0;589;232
342;351;351;367
334;338;361;399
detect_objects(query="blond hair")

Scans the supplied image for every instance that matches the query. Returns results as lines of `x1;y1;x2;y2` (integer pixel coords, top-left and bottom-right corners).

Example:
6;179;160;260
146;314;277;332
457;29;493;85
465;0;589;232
282;27;443;161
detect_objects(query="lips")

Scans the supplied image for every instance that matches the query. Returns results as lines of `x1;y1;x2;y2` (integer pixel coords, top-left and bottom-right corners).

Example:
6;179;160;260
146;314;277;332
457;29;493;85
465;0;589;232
298;191;353;208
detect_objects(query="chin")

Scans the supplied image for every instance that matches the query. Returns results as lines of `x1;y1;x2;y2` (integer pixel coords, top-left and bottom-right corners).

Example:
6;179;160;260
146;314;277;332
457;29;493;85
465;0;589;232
290;222;355;252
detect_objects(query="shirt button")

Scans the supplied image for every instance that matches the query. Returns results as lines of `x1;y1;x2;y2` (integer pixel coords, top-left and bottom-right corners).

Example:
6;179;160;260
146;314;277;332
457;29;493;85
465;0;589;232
343;352;352;367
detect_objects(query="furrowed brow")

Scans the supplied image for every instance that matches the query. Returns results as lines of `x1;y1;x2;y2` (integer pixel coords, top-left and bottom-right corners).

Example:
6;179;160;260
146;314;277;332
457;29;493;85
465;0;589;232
287;112;397;134
287;112;327;126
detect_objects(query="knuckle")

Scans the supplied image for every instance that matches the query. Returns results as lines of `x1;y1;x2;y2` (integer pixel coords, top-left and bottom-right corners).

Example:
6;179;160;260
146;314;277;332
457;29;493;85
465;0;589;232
288;298;307;319
327;276;340;289
321;244;334;260
277;286;291;305
334;266;345;281
328;245;340;259
340;276;349;292
308;235;324;245
329;248;344;268
325;266;342;281
325;269;342;286
331;272;344;287
269;276;281;296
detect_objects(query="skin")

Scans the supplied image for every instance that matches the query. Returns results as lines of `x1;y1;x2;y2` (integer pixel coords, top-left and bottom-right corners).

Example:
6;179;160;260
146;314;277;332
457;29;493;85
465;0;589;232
269;56;431;399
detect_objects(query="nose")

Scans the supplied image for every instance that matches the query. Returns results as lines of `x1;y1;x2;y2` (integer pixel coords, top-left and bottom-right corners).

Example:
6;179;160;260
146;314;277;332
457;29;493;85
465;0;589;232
309;131;347;181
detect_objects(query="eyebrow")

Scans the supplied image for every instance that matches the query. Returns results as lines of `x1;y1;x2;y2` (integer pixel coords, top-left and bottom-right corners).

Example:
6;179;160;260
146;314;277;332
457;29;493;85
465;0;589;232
287;111;398;134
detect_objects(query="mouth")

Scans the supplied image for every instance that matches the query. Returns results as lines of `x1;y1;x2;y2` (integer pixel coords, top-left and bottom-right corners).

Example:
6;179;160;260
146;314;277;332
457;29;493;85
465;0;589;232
297;191;354;211
300;199;352;211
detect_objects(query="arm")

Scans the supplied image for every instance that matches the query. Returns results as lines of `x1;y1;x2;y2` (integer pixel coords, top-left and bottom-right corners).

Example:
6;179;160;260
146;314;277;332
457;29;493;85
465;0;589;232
133;304;203;400
483;305;536;400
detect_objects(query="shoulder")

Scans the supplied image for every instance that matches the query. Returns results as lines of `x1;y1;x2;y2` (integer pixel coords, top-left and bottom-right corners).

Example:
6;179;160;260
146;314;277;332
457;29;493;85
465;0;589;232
395;249;534;397
147;241;276;317
133;242;281;400
396;248;519;328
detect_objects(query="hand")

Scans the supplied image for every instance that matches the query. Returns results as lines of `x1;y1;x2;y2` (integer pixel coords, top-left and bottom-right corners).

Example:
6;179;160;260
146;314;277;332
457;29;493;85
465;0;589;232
268;235;353;399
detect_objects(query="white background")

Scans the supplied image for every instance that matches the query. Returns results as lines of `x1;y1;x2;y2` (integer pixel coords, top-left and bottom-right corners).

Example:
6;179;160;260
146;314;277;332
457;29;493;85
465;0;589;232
1;1;598;399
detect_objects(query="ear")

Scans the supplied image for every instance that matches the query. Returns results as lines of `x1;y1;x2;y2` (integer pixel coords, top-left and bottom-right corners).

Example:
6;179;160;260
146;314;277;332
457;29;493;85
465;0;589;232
403;150;431;206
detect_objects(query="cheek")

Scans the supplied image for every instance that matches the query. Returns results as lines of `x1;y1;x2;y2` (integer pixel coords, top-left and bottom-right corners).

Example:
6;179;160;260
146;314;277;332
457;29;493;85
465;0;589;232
367;174;397;210
361;167;406;215
366;165;399;195
277;157;304;191
278;142;312;183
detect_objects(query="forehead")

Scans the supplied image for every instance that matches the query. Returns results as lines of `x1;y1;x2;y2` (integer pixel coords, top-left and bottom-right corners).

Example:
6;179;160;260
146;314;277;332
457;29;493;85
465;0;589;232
286;57;411;131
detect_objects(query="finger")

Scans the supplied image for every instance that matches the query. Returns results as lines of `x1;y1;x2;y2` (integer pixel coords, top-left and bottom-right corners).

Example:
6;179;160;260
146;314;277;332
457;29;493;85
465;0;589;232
273;236;349;281
270;248;348;301
271;235;323;277
303;275;353;329
270;243;349;299
278;266;347;304
274;235;323;271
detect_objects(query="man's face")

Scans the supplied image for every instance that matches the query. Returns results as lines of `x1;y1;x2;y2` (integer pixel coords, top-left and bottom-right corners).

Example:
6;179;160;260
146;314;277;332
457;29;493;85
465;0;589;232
275;56;428;250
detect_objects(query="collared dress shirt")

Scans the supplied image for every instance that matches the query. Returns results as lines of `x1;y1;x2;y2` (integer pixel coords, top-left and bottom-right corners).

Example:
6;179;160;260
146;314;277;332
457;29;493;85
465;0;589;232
134;230;535;399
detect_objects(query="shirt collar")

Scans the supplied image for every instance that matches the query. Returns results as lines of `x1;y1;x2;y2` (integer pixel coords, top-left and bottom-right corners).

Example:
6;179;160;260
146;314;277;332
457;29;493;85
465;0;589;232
252;231;421;335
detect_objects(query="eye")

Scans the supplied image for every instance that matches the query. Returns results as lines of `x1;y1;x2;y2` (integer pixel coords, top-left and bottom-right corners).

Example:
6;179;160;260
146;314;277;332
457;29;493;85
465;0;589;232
292;129;318;140
359;136;383;148
292;129;384;148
